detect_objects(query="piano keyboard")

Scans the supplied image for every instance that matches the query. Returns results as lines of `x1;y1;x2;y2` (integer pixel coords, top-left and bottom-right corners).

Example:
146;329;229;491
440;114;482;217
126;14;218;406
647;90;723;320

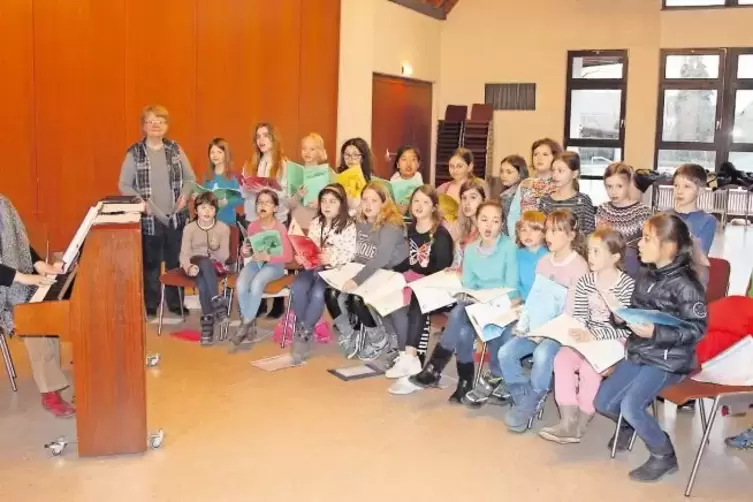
28;271;75;303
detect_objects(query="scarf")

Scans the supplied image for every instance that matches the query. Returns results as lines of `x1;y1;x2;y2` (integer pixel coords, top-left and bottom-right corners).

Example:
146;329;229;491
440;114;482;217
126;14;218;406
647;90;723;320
0;195;34;333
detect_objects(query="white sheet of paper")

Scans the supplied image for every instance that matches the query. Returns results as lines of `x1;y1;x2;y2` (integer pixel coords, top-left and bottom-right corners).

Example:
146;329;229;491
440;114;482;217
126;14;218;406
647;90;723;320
318;264;406;315
466;300;518;341
691;335;753;386
94;213;141;224
100;202;146;214
526;314;626;373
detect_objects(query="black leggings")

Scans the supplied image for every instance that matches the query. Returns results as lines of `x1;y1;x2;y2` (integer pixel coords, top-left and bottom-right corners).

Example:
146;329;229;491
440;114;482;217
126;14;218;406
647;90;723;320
405;292;451;361
323;288;377;328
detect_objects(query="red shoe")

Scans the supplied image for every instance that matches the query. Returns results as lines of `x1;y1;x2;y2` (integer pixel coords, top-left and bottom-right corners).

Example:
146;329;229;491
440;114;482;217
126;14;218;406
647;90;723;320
41;391;76;419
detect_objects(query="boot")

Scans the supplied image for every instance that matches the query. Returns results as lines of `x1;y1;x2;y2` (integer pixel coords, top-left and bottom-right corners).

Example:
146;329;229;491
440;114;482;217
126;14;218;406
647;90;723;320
505;384;546;433
41;391;75;419
462;371;504;408
410;344;454;388
334;315;356;353
229;319;256;349
576;411;595;439
200;315;215;346
448;362;475;404
266;297;285;319
291;321;314;365
628;433;679;482
539;405;580;444
211;295;229;324
607;421;635;453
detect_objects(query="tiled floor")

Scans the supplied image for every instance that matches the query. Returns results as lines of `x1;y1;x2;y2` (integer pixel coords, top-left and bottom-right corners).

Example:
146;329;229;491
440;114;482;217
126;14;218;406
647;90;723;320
1;226;752;502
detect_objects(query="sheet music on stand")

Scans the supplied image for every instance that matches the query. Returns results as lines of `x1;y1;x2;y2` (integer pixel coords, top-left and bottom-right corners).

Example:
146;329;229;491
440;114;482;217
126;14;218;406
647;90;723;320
61;205;100;273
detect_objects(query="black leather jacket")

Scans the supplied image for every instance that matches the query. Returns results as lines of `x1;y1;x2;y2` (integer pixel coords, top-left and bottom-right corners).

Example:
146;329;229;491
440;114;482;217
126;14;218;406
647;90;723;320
623;258;708;374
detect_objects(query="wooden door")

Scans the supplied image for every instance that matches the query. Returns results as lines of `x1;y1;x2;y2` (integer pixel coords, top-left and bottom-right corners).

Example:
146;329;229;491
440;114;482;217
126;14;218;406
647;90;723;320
371;74;433;181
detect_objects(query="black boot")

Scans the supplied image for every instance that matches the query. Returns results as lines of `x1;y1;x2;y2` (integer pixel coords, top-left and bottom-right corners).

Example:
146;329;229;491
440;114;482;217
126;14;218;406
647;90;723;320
629;433;679;482
200;315;215;346
410;344;453;388
266;297;285;319
607;421;635;452
448;361;475;404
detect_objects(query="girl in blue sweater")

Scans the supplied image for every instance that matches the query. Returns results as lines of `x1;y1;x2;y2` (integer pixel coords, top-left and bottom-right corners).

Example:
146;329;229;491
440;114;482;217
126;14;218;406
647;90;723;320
203;138;243;227
410;201;518;403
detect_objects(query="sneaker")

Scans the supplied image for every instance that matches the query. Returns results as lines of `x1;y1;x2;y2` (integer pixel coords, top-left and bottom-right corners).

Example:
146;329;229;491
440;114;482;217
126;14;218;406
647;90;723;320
41;391;75;419
462;371;503;408
211;295;229;323
388;376;424;395
725;427;753;450
357;327;388;362
291;323;314;365
385;352;422;379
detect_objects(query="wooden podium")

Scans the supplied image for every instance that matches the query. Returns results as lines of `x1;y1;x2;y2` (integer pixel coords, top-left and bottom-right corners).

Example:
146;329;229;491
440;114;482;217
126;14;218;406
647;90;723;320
14;223;148;457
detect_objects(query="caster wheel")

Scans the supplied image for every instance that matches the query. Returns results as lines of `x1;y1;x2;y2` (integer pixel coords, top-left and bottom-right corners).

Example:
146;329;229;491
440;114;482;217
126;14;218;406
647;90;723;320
146;353;161;368
148;429;165;449
45;439;66;456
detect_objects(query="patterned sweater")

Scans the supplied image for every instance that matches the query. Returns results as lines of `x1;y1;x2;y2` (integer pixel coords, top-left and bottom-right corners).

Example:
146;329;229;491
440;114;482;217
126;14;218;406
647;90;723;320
539;192;596;236
307;216;357;268
507;177;556;236
595;202;652;247
572;271;635;340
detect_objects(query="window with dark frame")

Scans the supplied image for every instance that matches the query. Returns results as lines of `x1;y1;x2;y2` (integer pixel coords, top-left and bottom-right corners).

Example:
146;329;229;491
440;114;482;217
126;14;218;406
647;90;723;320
564;50;628;180
654;48;753;174
663;0;753;8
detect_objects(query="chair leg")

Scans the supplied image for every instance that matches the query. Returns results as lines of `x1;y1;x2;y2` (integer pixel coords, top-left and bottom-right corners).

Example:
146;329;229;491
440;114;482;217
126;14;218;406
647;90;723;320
178;287;185;317
157;284;166;336
0;332;17;392
527;397;546;430
697;398;711;445
685;396;721;497
474;342;487;385
280;293;293;349
611;413;624;459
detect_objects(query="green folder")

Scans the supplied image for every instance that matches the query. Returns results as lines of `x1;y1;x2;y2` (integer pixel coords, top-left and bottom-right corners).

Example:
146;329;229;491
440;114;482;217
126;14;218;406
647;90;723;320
189;181;241;201
391;178;422;205
302;165;334;206
247;230;283;256
286;161;305;195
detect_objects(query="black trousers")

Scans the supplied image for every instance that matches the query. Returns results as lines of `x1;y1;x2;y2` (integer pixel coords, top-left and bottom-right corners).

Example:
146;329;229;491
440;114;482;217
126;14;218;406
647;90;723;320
142;220;183;311
323;289;376;328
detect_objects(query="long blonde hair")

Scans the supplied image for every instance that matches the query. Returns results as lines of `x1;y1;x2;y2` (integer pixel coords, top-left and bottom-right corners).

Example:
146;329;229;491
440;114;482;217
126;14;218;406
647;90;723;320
302;132;328;164
357;182;404;230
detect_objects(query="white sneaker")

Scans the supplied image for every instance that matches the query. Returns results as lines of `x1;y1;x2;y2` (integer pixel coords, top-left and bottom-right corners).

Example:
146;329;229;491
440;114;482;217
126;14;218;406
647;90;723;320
385;353;422;379
388;376;423;395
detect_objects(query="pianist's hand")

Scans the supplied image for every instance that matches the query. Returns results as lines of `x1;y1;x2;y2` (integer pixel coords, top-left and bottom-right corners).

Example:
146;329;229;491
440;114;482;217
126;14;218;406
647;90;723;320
33;261;64;276
15;272;56;287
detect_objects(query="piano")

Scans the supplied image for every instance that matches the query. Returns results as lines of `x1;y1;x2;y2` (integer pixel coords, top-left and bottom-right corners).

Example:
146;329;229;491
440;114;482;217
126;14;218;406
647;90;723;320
14;199;148;457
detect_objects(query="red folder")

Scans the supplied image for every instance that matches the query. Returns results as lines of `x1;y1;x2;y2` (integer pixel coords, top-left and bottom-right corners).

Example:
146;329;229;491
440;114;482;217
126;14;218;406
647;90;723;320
240;175;282;192
290;235;321;269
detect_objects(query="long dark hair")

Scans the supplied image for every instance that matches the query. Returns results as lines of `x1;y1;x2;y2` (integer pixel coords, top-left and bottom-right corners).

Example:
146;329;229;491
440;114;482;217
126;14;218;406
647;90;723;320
645;213;702;279
553;151;582;191
408;184;441;234
316;183;351;235
206;137;234;180
338;137;374;181
393;145;421;173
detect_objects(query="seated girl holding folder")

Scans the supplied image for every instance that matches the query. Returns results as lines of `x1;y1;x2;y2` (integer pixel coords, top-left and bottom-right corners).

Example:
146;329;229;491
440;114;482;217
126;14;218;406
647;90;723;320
323;182;407;361
289;184;356;363
539;228;634;444
408;201;518;403
230;189;293;349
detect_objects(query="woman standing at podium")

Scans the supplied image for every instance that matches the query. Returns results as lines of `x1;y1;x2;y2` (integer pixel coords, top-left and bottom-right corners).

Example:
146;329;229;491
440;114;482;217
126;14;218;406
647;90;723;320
0;195;75;418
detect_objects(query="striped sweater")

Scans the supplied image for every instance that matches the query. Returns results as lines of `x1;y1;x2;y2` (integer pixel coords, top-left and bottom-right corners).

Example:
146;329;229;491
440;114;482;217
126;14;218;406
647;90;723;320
572;271;635;340
539;192;596;236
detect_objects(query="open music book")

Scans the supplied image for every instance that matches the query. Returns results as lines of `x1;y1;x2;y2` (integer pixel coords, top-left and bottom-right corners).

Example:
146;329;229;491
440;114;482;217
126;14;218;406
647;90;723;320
61;206;100;273
525;314;626;373
318;263;406;316
691;335;753;386
465;296;518;342
409;270;513;314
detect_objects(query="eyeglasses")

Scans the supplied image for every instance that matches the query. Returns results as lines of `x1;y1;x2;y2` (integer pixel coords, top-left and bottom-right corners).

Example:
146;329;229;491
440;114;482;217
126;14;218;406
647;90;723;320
344;153;363;161
256;200;275;207
145;119;167;126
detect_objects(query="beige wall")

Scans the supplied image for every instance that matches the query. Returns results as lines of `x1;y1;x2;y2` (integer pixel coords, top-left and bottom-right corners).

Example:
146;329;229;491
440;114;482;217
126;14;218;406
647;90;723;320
439;0;753;173
337;0;442;174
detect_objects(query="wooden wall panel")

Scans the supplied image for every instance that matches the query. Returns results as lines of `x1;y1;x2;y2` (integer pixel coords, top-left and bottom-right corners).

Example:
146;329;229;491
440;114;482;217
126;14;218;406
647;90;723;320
3;0;339;249
0;0;39;242
298;0;341;163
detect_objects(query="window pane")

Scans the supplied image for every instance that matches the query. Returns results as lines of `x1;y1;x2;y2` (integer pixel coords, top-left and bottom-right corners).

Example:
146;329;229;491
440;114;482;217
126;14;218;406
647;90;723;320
567;146;623;177
661;89;717;142
728;152;753;173
569;90;621;140
664;0;724;6
733;90;753;144
738;54;753;79
571;56;624;79
665;54;720;79
657;150;716;174
738;0;753;4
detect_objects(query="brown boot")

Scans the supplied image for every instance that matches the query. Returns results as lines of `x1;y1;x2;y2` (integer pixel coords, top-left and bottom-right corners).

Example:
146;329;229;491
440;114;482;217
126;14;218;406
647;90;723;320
576;411;594;438
539;405;580;444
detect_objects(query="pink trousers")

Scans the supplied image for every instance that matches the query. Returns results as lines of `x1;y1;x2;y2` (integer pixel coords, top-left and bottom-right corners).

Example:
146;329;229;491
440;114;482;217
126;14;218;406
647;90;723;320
553;347;602;415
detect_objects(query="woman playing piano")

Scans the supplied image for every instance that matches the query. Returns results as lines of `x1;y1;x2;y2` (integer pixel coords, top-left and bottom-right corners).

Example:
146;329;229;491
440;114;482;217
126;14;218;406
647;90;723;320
0;195;75;418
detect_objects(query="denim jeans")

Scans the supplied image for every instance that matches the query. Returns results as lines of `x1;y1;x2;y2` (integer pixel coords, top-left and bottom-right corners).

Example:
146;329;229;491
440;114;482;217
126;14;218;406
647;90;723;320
192;257;220;315
236;262;285;322
481;323;515;377
498;336;561;392
438;301;475;364
290;270;328;330
594;359;684;450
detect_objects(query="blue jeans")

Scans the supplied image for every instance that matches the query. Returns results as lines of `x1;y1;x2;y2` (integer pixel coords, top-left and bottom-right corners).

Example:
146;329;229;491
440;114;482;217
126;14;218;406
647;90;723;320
481;323;515;377
594;360;684;450
438;302;475;364
498;336;561;392
192;257;220;315
236;262;285;322
291;270;327;330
